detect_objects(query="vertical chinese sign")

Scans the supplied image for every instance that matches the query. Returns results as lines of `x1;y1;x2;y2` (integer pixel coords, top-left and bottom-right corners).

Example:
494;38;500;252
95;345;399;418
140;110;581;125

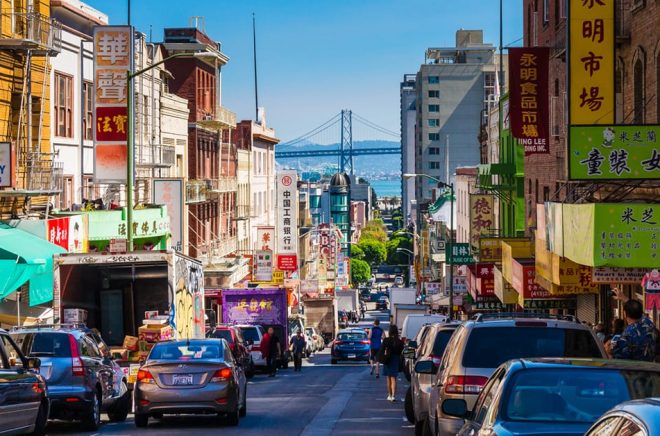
93;26;133;183
256;226;276;251
569;0;614;125
508;47;550;155
469;194;494;249
276;170;298;271
153;179;184;252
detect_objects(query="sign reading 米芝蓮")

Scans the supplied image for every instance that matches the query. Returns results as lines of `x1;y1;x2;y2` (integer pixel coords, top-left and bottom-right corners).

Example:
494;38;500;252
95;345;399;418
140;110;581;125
93;26;133;183
276;170;298;271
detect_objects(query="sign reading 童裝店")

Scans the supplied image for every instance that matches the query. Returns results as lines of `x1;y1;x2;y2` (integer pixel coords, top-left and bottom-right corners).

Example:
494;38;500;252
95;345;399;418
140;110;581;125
276;170;298;271
93;26;133;183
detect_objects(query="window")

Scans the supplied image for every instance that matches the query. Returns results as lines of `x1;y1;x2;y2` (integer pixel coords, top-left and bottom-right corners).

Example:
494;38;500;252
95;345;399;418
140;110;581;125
543;186;550;202
54;72;73;138
429;161;440;169
618;418;643;436
428;90;439;98
543;0;549;24
428;119;439;127
589;417;622;436
428;105;439;112
428;76;439;84
60;175;74;210
428;133;440;141
633;56;645;124
473;369;504;424
82;81;93;140
1;334;24;369
429;147;440;155
80;336;101;358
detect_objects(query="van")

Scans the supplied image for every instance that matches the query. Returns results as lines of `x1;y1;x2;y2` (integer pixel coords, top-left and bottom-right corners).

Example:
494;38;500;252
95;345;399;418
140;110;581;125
401;314;448;342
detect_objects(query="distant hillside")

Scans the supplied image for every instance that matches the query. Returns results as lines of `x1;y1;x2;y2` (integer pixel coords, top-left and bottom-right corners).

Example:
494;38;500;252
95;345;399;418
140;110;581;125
276;140;401;175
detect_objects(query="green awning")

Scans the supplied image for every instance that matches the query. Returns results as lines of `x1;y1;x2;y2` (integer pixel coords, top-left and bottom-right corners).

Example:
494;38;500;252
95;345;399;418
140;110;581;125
0;223;66;305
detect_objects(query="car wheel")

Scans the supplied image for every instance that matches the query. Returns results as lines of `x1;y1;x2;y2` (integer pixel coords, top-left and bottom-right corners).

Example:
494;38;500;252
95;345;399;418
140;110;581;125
29;399;48;436
107;383;130;422
134;413;149;428
226;406;240;426
246;360;255;379
82;390;101;431
404;387;415;424
239;390;247;417
331;359;337;364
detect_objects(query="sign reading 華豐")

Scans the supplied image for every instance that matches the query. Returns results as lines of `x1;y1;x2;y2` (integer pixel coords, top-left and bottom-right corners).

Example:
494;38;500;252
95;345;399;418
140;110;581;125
569;0;614;125
508;47;550;155
569;125;659;180
93;26;133;183
276;170;298;271
469;194;494;248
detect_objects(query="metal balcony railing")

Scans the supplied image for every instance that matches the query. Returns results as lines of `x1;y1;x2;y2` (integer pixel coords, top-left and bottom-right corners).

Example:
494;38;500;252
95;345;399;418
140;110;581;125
200;106;236;129
0;10;62;55
186;180;207;204
210;236;238;259
205;176;237;193
136;144;176;168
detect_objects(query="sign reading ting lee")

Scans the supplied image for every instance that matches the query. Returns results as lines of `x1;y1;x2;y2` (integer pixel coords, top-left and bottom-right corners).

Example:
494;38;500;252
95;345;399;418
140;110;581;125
569;125;659;180
276;170;298;271
509;47;550;155
469;194;494;248
569;0;614;125
93;26;133;183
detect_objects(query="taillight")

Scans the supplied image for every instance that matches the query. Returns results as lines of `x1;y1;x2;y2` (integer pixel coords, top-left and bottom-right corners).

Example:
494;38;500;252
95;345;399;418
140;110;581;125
444;375;489;394
68;334;84;376
430;354;442;366
360;340;370;345
334;340;345;346
137;370;154;384
211;367;232;382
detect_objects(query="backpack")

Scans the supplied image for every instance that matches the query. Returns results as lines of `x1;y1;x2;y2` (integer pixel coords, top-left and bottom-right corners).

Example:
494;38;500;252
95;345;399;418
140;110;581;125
377;339;392;364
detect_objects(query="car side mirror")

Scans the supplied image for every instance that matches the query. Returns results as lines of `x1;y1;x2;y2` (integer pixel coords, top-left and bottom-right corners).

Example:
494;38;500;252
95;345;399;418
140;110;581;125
403;349;415;359
442;399;468;418
407;340;418;349
414;359;437;375
27;357;41;370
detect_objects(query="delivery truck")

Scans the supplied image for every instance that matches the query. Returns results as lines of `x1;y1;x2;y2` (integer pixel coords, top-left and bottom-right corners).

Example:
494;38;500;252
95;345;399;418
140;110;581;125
336;289;358;313
302;296;337;344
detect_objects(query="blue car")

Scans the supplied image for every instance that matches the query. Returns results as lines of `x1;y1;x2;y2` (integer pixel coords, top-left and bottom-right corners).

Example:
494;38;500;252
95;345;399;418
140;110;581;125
331;330;370;364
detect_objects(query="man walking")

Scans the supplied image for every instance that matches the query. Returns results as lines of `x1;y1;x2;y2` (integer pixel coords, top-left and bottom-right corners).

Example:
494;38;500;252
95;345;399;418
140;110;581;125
289;330;306;372
608;289;657;362
368;319;384;378
267;327;282;376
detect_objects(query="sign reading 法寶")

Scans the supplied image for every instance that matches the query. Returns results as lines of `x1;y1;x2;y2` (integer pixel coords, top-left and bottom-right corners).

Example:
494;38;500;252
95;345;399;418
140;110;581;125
569;0;614;125
569;125;659;180
0;142;16;187
276;170;298;270
469;194;494;248
447;243;472;265
93;26;133;183
508;47;550;155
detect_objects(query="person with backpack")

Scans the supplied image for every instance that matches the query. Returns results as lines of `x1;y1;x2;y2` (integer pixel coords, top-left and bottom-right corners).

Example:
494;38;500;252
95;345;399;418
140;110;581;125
368;319;384;378
379;324;404;402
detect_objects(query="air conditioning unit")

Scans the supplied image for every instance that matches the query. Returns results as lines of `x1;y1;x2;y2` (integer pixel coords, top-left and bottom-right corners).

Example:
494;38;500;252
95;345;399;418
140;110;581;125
203;114;213;121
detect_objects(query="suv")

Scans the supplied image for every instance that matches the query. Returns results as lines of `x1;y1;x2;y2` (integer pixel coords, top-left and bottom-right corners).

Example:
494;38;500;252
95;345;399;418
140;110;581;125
10;324;130;430
207;325;253;377
0;329;49;435
236;324;266;369
423;314;607;436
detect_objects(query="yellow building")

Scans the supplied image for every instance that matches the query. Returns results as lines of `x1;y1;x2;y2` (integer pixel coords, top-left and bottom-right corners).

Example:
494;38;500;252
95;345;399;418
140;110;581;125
0;0;61;218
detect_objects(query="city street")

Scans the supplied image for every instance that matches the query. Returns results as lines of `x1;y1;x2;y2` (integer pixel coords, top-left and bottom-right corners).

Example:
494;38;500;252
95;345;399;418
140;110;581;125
45;310;413;436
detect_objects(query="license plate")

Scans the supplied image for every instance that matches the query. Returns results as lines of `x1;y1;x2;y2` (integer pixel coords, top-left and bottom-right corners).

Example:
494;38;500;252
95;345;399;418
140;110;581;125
347;354;356;359
172;374;193;385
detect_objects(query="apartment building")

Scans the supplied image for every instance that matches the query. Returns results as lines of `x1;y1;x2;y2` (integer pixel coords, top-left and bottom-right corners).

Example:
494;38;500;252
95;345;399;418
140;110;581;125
400;74;416;220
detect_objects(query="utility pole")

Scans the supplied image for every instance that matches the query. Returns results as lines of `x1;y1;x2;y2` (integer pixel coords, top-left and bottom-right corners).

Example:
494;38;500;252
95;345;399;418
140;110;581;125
252;13;259;122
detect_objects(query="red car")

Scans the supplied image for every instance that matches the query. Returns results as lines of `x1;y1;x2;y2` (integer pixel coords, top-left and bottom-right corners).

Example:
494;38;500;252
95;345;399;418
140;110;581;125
207;325;254;377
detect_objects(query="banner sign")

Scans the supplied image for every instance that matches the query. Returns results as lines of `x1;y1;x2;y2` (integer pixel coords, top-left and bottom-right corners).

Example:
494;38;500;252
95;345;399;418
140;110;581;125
254;250;273;282
0;142;16;187
524;299;576;310
509;47;550;155
592;267;648;284
447;243;472;265
277;254;297;272
256;226;276;251
469;194;494;249
153;179;184;252
569;0;614;125
93;26;133;183
569;125;660;180
276;170;298;271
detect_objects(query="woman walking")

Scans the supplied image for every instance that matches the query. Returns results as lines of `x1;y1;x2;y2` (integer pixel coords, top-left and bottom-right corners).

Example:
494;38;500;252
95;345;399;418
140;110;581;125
380;324;404;402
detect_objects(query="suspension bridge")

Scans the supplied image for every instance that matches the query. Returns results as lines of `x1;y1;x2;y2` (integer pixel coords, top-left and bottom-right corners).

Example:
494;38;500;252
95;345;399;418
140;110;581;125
274;110;401;175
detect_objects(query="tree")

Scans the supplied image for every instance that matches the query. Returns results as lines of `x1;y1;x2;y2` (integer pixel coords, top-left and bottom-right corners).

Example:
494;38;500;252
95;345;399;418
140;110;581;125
358;239;387;266
359;219;388;243
350;258;371;285
386;235;413;265
350;244;365;260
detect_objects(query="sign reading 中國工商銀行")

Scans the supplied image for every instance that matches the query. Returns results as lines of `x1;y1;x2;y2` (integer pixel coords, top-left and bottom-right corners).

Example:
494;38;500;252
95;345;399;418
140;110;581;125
276;170;298;271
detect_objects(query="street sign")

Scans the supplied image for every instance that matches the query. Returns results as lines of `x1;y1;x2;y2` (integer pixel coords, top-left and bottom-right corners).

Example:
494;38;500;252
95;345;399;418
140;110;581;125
108;238;127;253
447;243;473;265
435;240;446;251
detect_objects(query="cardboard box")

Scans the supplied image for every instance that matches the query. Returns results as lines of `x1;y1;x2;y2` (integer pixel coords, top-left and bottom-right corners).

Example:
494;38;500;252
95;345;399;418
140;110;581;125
138;341;155;353
63;308;88;323
110;348;129;361
122;335;139;351
138;325;172;343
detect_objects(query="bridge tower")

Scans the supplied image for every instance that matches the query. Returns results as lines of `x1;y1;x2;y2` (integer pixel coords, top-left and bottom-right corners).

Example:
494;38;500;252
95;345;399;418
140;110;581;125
339;109;353;175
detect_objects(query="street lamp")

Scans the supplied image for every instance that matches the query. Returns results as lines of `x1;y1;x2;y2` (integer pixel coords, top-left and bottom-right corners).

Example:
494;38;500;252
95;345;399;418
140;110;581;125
126;51;216;251
403;173;455;320
395;247;414;287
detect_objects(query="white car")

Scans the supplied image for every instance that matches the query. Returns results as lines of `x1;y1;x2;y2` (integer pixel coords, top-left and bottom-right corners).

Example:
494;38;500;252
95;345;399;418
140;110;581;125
394;275;404;287
237;324;267;367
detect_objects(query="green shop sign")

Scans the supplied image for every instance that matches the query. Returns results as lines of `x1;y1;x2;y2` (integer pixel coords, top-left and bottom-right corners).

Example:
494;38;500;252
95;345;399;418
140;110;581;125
569;125;659;180
447;243;473;265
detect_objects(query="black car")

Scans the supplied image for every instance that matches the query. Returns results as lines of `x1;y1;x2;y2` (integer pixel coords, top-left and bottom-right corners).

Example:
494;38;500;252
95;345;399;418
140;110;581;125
0;328;49;435
376;296;389;310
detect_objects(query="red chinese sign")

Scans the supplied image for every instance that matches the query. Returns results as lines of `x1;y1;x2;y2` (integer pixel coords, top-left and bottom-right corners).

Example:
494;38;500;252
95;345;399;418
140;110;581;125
509;47;550;155
277;254;298;272
513;263;552;299
47;217;70;251
95;106;128;142
468;263;495;298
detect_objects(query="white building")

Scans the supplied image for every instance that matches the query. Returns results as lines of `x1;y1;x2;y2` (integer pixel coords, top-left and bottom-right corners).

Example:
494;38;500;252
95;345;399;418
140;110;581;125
400;74;416;222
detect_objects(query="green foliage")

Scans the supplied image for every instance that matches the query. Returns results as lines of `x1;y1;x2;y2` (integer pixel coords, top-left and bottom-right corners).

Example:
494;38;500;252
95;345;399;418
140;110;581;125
357;239;387;266
386;235;413;265
350;258;371;285
350;244;365;260
359;219;388;243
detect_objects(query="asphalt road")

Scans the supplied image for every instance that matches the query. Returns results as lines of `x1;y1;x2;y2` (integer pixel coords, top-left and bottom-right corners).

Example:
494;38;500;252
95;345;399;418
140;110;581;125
45;309;414;436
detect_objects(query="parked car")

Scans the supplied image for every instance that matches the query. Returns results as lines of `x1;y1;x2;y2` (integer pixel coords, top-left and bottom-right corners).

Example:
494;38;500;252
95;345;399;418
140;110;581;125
394;276;404;287
406;322;460;435
331;330;370;364
436;359;660;436
376;296;389;310
207;325;253;377
306;327;325;351
236;324;266;370
403;324;433;383
134;339;247;428
0;328;49;435
586;397;660;436
11;324;131;431
401;314;448;344
424;313;607;436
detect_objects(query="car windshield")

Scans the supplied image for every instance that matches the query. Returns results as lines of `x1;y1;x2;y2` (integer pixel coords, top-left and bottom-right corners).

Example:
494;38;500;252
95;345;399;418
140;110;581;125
305;328;313;335
338;332;367;341
208;329;234;343
463;327;602;368
239;327;260;343
504;368;660;423
149;342;223;360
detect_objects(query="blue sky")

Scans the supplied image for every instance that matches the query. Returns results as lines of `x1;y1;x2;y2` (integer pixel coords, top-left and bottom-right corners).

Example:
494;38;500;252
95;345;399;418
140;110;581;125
86;0;522;142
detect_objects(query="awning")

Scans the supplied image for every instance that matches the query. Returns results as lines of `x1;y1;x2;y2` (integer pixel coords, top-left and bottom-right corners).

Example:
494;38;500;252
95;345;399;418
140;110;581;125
0;223;66;305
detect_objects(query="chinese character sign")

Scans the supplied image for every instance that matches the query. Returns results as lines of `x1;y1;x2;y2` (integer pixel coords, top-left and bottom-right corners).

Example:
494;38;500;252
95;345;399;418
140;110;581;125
276;170;298;267
256;226;276;251
570;126;659;180
447;243;472;264
569;0;614;125
255;250;274;282
469;194;494;248
47;217;70;251
508;47;550;155
153;179;184;252
93;26;133;183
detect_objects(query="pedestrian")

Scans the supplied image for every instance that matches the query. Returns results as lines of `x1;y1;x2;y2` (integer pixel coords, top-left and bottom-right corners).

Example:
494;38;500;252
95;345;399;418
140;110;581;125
379;324;404;402
607;289;657;362
289;330;306;372
260;328;272;371
368;319;384;378
267;327;282;376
